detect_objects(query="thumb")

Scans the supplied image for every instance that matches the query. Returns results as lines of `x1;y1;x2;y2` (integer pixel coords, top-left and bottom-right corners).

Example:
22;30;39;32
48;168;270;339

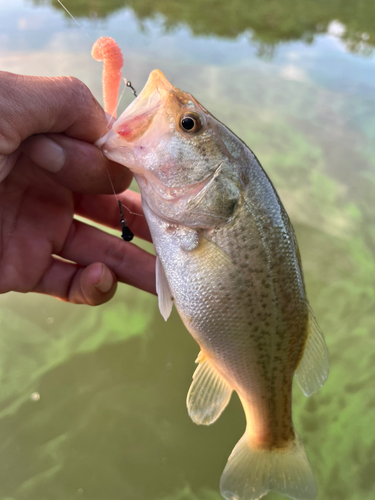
0;149;20;183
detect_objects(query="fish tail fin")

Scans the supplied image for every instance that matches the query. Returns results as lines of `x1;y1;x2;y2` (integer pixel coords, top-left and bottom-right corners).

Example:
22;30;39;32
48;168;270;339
220;432;317;500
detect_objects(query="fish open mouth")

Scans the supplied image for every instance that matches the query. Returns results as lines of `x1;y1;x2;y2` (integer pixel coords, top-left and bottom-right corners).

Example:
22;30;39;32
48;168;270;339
113;70;173;143
96;69;174;169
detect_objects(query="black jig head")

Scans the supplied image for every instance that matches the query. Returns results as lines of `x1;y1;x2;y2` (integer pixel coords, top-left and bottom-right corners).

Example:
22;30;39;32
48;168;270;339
118;200;134;242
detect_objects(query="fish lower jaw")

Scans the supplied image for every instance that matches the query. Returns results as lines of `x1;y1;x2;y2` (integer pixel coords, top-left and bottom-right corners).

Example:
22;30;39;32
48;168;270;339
103;146;144;174
97;130;144;172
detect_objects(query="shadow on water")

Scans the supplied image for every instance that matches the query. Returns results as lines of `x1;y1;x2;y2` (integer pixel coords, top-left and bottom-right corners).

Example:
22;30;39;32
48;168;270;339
31;0;375;56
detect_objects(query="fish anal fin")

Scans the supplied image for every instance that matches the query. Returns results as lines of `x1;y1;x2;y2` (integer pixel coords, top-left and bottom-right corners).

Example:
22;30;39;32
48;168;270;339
156;256;173;321
220;432;317;500
195;351;205;363
295;304;329;397
187;352;232;426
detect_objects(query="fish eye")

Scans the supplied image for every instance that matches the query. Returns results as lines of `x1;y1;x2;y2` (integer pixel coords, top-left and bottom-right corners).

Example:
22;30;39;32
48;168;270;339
179;112;202;134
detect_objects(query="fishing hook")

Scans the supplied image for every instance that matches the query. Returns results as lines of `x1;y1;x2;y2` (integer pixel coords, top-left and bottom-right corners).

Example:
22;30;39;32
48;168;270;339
125;79;137;98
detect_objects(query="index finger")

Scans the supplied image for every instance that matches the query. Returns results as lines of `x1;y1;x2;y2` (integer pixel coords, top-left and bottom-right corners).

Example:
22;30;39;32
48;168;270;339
0;71;108;155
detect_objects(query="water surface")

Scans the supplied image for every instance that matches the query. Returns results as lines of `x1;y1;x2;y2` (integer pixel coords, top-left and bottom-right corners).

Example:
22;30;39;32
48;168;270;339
0;1;374;499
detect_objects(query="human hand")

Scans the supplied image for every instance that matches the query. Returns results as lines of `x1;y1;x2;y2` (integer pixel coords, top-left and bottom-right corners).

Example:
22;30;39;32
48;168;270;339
0;71;156;305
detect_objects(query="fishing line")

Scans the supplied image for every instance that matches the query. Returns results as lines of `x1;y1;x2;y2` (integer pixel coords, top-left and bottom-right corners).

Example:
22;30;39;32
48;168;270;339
104;73;139;240
107;76;137;129
104;80;141;242
57;1;141;242
105;169;135;242
56;0;94;42
106;80;126;129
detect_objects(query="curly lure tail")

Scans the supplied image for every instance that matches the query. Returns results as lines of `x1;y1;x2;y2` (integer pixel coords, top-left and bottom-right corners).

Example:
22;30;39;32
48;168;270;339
92;36;124;118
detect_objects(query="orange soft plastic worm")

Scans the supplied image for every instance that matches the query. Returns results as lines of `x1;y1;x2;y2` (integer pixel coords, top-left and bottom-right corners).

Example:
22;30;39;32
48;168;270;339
91;37;124;118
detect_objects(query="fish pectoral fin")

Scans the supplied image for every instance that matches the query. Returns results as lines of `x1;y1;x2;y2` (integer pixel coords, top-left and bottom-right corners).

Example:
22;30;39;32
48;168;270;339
295;304;329;397
187;352;232;426
156;256;173;321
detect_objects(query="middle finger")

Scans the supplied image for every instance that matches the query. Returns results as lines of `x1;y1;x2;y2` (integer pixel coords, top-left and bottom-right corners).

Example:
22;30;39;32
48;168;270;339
59;218;156;295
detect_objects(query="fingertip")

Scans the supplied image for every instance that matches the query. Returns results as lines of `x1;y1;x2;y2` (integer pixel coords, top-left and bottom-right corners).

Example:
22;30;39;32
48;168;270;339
80;263;117;305
94;263;115;293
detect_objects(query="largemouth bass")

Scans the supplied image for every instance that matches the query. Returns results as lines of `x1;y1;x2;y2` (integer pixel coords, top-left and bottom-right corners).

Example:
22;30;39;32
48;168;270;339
97;70;329;500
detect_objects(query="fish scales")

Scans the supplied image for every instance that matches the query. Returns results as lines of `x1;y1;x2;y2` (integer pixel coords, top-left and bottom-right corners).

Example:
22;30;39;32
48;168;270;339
145;148;307;449
98;66;329;500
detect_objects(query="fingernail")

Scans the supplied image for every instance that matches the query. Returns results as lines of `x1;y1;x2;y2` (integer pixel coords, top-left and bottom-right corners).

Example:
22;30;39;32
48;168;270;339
22;135;65;173
95;265;114;293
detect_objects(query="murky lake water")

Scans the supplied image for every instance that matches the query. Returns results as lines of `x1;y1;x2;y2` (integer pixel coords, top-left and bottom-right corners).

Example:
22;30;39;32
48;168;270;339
0;1;374;499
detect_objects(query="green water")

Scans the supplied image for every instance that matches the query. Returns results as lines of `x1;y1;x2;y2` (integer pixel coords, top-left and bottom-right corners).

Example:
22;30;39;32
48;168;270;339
0;0;374;499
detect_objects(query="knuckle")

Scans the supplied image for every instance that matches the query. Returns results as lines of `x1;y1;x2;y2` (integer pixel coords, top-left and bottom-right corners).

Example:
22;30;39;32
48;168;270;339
64;76;97;111
66;76;90;98
52;76;105;134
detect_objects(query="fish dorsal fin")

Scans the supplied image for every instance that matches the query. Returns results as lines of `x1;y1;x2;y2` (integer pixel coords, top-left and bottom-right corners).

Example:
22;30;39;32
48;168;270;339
156;256;173;321
295;305;329;397
187;352;233;425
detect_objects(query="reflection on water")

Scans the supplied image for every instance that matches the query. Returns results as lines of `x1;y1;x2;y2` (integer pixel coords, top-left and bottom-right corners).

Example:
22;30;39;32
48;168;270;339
32;0;375;56
0;0;374;499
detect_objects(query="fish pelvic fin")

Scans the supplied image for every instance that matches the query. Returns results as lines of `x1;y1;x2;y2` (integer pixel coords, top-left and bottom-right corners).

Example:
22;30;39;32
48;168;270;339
156;255;173;321
187;352;232;425
220;432;317;500
295;304;329;397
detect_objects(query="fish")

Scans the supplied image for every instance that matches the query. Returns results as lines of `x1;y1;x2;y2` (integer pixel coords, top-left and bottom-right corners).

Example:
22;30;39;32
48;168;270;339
96;68;329;500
